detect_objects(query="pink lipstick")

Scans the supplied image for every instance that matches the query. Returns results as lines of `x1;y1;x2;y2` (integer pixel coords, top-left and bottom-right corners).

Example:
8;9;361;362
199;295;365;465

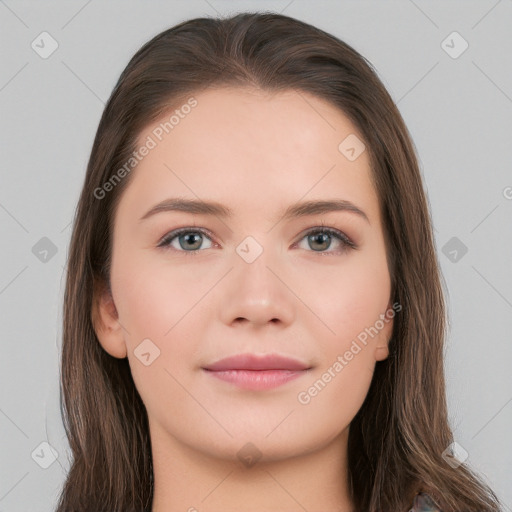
202;353;311;390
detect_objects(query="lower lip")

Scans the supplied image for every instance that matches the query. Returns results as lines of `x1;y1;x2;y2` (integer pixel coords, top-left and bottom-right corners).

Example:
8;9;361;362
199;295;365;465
203;369;306;390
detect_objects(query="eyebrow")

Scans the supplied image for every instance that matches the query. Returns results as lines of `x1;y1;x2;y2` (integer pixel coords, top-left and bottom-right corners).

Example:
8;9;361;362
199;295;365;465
139;198;370;224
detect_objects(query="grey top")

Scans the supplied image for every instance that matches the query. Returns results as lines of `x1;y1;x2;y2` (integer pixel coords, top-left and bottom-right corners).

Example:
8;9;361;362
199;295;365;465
409;492;442;511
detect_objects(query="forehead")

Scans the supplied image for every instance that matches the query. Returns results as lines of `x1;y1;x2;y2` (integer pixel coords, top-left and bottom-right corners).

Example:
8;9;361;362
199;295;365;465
117;86;378;224
138;86;366;157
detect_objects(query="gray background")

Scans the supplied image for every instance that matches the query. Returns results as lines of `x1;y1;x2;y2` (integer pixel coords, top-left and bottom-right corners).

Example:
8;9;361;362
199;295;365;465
1;1;511;510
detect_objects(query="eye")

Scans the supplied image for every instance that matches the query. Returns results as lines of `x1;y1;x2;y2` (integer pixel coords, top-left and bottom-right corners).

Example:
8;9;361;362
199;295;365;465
157;225;357;255
295;226;357;254
157;228;213;253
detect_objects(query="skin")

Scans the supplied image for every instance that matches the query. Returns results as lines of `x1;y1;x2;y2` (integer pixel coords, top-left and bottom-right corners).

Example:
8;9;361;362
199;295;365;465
94;86;394;512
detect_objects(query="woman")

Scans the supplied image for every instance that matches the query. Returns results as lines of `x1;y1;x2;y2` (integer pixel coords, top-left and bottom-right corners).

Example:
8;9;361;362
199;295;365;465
56;12;501;512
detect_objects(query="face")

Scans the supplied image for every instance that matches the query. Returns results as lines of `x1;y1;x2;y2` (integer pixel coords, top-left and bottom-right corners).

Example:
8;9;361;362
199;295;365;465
94;86;394;464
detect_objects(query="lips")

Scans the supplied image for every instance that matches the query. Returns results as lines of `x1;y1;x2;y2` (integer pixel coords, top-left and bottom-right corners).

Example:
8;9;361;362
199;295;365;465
202;353;310;371
202;353;312;390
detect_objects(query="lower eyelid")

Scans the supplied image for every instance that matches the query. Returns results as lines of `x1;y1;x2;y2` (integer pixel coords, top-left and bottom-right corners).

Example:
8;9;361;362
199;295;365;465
158;229;213;250
296;229;356;252
158;228;356;252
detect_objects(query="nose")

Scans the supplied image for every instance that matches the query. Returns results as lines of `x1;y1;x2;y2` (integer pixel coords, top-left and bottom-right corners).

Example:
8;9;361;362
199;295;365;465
218;245;295;329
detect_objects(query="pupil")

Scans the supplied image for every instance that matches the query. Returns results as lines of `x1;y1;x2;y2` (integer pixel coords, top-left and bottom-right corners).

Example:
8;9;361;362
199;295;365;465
310;233;330;251
181;233;201;250
177;232;332;252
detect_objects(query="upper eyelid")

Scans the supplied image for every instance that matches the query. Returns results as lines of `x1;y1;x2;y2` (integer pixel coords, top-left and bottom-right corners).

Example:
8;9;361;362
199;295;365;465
158;226;216;245
158;225;355;249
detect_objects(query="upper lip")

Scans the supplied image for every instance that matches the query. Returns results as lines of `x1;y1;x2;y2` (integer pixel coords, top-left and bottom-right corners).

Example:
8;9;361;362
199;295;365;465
202;353;311;371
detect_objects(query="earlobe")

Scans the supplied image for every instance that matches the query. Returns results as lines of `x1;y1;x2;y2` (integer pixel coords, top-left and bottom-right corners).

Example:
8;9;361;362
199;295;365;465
91;277;127;359
374;344;390;361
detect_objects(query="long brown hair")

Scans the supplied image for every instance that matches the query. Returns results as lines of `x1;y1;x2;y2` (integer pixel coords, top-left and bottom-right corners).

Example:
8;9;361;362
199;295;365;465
57;12;501;512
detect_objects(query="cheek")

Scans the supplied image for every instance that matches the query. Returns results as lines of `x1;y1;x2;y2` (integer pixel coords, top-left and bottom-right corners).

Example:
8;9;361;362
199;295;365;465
110;253;207;405
112;255;203;417
112;245;213;331
112;250;195;340
302;252;391;345
295;259;391;426
296;349;375;440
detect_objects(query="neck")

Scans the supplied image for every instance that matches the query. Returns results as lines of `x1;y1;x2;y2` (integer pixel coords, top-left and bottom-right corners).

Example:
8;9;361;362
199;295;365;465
150;423;354;512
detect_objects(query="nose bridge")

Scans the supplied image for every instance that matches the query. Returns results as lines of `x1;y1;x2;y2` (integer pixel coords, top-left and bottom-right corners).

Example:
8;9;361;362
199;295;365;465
218;234;295;326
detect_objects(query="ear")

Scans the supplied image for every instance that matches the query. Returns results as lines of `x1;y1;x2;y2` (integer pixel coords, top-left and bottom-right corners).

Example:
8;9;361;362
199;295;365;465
91;277;127;359
374;299;395;362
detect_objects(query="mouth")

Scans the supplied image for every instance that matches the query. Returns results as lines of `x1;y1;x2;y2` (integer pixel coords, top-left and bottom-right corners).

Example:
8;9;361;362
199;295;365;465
201;353;312;390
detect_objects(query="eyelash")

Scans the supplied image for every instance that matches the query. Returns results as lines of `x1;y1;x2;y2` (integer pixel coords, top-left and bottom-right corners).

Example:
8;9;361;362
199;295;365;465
157;224;357;255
